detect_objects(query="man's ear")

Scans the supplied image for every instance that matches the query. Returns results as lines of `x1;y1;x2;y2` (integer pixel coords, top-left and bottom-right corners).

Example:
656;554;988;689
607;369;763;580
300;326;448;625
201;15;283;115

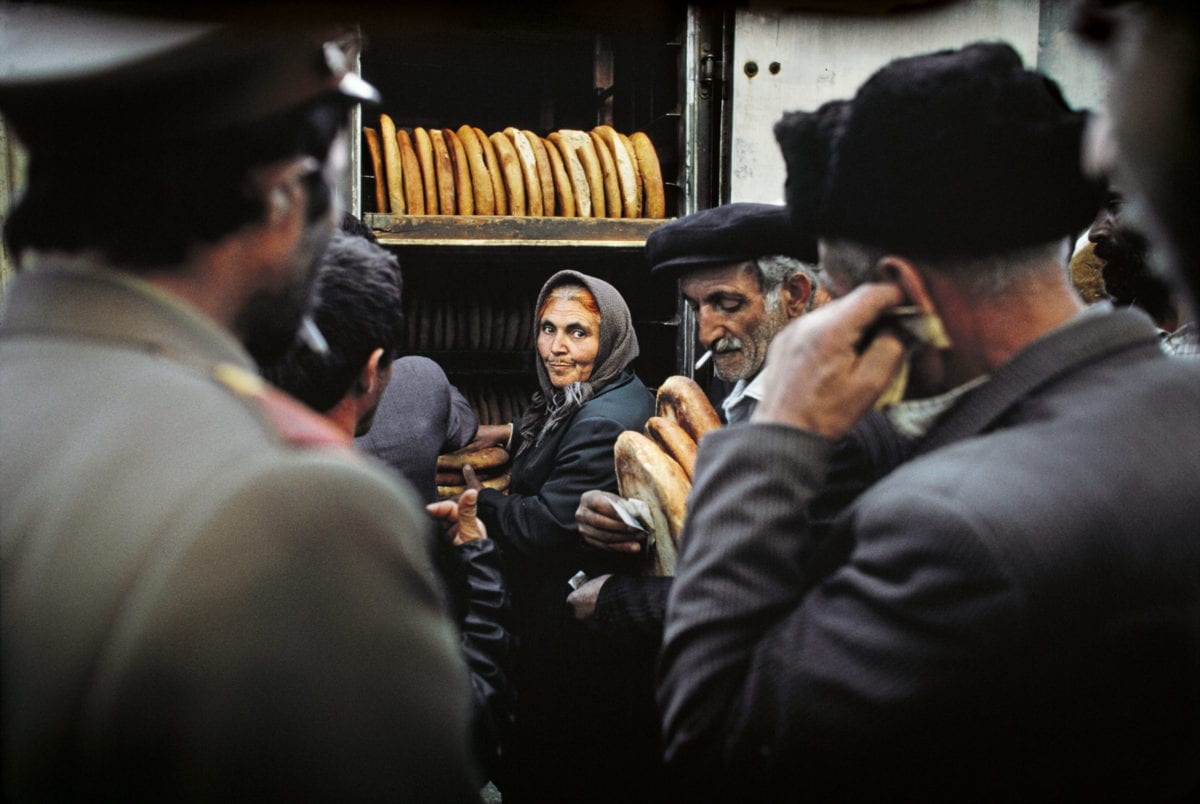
782;271;815;319
877;254;937;313
253;155;321;229
355;347;386;397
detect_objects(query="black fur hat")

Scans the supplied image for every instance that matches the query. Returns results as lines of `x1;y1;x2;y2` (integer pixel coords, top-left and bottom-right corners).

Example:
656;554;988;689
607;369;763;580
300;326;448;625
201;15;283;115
774;42;1104;260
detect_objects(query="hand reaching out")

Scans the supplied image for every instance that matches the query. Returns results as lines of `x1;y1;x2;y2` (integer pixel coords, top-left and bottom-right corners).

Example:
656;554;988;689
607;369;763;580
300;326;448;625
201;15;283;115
426;487;487;545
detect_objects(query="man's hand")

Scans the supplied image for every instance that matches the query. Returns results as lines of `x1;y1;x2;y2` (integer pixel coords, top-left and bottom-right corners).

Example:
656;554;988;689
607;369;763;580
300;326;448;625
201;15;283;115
459;423;513;454
567;574;612;620
426;487;488;545
576;490;646;554
754;283;907;440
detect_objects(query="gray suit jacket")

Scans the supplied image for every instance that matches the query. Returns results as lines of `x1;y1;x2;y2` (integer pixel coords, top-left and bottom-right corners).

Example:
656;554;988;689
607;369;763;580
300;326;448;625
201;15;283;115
660;306;1200;800
1;264;480;801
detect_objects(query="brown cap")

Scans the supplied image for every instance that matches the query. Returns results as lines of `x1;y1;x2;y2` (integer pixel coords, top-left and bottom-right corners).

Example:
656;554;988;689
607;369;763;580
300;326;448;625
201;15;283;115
0;4;379;152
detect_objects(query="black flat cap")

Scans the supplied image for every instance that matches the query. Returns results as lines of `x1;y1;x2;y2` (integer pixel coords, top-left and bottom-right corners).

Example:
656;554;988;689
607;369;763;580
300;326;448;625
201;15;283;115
775;42;1104;260
0;4;379;153
645;202;819;277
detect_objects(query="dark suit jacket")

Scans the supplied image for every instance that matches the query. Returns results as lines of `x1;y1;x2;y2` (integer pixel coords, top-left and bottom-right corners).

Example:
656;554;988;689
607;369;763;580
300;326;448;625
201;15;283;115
659;307;1200;801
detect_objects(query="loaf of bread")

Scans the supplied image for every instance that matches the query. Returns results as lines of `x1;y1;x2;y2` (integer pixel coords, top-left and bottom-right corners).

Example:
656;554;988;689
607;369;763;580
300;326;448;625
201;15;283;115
437;446;511;472
429;128;457;215
595;125;640;218
630;131;665;218
524;131;557;217
588;129;622;219
413;127;439;215
489;131;526;216
396;128;425;215
363;126;388;214
543;135;576;217
656;375;721;443
443;128;474;215
505;127;543;216
645;415;697;480
457;125;495;216
380;114;406;215
548;131;592;218
614;430;689;576
558;129;606;218
475;126;508;215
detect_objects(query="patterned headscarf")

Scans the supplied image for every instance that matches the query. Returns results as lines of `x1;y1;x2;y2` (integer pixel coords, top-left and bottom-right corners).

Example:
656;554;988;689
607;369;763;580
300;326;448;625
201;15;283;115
515;270;640;456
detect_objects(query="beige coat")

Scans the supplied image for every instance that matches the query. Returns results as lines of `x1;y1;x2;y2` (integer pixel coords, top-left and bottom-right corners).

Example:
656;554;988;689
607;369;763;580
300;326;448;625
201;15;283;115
1;263;480;801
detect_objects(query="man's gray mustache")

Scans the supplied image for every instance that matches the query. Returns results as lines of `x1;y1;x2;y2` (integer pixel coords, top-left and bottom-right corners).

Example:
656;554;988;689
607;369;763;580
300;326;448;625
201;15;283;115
711;336;743;354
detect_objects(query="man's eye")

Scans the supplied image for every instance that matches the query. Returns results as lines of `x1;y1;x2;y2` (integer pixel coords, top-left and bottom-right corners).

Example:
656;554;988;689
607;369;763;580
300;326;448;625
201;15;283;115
719;299;743;313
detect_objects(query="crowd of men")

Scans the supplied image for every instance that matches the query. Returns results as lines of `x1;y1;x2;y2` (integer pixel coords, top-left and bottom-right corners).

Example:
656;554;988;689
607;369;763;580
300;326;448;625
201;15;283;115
2;1;1198;801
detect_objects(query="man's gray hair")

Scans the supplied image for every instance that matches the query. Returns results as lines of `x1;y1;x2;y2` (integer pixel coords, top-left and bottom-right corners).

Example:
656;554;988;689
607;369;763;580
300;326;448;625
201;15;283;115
755;254;820;312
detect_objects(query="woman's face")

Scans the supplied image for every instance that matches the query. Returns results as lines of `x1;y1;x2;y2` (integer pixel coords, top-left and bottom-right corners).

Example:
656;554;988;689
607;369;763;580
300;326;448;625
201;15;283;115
537;295;602;388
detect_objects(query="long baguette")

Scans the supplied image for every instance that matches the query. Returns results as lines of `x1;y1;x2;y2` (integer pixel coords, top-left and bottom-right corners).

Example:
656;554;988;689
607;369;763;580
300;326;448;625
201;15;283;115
489;131;526;216
363;126;388;214
475;126;507;215
443;128;474;215
379;114;406;215
457;125;495;216
413;127;439;215
397;128;425;215
505;127;543;216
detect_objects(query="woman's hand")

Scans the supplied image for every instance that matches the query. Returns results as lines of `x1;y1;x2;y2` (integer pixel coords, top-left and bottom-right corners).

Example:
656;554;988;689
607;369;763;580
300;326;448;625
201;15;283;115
575;490;646;554
426;487;488;545
462;463;484;492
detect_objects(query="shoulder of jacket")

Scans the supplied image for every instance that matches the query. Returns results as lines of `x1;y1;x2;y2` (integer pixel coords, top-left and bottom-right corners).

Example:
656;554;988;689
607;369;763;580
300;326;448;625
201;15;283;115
211;363;353;451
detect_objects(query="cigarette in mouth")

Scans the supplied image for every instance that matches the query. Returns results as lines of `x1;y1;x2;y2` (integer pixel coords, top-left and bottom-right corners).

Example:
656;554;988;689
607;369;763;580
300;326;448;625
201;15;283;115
694;350;713;371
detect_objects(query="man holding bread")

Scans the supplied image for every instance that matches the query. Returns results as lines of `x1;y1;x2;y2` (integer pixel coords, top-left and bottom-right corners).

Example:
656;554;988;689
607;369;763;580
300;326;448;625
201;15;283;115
658;42;1200;800
0;7;478;801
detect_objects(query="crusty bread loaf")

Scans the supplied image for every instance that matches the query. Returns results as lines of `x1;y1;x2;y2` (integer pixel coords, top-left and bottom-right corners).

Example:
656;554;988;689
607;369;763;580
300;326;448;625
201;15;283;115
489;131;526;216
656;375;721;443
363;126;388;214
429;128;457;215
505;127;543;216
443;128;473;215
523;131;557;217
437;446;511;472
457;125;495;215
438;471;512;498
396;128;425;215
542;136;576;217
595;125;640;218
589;129;622;219
558;129;606;218
548;131;592;218
631;131;665;218
475;126;507;215
645;415;698;480
379;114;405;215
614;430;689;576
618;131;643;216
413;127;439;215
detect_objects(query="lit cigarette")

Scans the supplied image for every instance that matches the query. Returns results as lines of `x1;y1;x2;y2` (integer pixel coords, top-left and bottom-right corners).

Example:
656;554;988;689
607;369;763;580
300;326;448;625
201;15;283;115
299;315;330;356
694;350;713;371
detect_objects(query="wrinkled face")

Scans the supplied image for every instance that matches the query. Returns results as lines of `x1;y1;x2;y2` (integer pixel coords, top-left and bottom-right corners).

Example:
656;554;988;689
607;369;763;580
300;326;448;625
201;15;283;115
680;262;788;382
537;296;602;388
1077;2;1200;289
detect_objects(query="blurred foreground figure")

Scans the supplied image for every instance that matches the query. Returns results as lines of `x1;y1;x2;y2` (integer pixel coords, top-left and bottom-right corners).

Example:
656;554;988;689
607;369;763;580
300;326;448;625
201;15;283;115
659;41;1200;801
1075;0;1200;316
0;6;479;801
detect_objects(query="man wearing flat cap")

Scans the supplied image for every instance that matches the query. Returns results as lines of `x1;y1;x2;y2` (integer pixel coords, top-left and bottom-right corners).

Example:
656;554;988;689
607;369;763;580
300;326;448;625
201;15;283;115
0;6;478;801
659;42;1200;800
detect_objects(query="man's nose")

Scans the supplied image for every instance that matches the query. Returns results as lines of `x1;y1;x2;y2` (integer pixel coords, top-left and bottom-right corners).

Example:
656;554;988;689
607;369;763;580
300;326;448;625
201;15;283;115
1088;212;1116;244
696;309;724;346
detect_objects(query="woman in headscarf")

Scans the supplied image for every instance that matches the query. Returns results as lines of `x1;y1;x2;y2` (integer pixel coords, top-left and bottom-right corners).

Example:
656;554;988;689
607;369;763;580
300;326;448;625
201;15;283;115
458;269;655;803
